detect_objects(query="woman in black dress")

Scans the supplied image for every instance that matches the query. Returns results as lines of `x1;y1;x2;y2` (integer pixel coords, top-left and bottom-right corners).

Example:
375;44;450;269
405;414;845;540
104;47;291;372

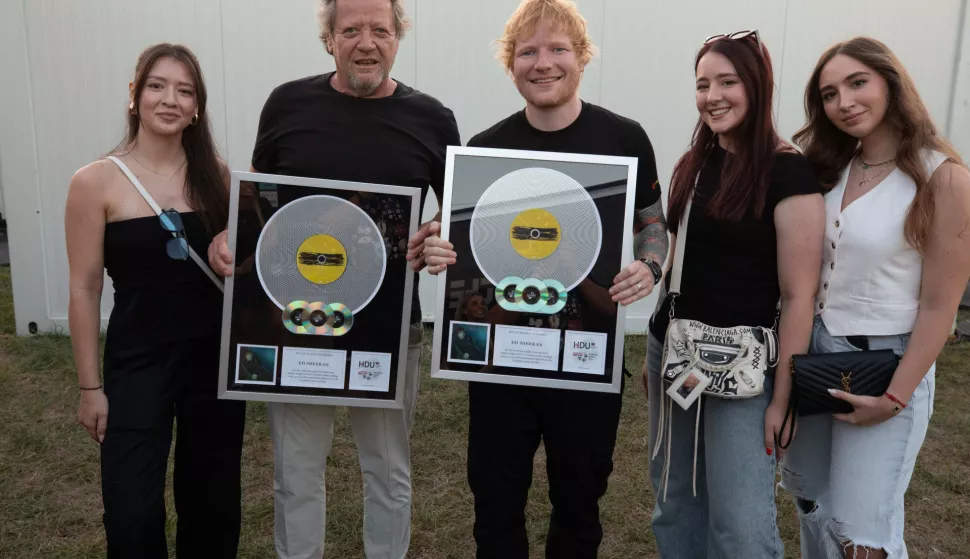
65;43;245;558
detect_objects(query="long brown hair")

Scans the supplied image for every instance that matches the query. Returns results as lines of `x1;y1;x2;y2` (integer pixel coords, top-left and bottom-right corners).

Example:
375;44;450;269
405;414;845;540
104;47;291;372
111;43;227;233
667;35;784;228
793;36;964;252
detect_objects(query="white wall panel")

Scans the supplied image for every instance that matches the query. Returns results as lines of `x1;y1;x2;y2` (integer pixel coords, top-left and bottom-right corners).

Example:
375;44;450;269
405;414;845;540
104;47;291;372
221;0;329;171
1;0;47;335
944;1;970;158
776;0;963;143
414;0;531;143
2;0;968;336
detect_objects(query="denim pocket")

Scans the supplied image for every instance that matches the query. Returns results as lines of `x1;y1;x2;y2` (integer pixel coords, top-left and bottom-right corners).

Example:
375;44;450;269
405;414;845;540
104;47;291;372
845;335;869;351
897;332;912;353
858;330;909;357
811;321;863;354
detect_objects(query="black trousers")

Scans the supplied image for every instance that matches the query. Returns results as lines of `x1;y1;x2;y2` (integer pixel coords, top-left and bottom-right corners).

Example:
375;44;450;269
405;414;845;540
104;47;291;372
100;335;246;558
467;378;624;559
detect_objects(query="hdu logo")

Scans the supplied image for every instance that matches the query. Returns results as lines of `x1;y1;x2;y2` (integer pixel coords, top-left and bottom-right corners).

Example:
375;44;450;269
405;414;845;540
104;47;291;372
573;341;596;350
359;360;380;368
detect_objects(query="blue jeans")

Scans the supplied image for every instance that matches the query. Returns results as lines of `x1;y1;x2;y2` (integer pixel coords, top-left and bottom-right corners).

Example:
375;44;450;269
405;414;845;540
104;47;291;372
646;333;783;559
779;316;934;558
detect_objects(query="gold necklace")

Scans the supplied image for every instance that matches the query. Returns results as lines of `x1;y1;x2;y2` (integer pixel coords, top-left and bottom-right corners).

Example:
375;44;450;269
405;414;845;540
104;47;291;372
129;151;187;180
857;158;891;188
860;155;896;169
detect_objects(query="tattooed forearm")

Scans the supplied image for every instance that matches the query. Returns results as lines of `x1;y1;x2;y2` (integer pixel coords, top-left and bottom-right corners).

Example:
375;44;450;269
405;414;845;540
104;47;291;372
634;198;669;265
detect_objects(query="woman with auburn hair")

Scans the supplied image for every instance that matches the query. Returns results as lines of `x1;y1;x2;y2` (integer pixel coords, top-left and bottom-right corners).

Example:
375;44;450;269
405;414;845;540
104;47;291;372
65;43;244;557
780;36;970;559
644;31;824;557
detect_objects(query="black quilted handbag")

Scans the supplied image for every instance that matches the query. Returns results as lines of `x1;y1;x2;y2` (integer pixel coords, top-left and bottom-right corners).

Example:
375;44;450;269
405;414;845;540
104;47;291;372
776;349;900;449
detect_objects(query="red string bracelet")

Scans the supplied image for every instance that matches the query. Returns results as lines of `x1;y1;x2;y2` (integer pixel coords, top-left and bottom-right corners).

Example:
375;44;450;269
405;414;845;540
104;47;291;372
885;391;907;411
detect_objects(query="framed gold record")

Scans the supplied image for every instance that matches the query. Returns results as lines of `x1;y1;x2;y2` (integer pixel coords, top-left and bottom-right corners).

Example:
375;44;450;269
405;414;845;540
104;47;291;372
218;172;421;409
431;146;639;394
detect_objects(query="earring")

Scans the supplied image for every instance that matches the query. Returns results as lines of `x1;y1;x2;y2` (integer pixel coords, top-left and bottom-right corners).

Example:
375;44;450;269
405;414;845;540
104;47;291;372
129;101;136;115
190;113;199;126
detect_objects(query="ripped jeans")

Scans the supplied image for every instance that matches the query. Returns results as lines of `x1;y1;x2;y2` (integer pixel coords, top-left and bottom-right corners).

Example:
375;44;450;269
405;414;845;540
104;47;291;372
779;316;934;559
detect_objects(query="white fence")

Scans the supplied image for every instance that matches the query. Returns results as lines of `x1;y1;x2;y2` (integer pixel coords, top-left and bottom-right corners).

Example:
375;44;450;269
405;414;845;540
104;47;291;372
2;0;969;336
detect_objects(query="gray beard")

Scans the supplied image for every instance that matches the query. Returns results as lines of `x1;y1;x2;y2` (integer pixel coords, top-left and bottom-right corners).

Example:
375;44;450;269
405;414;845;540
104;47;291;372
348;67;385;97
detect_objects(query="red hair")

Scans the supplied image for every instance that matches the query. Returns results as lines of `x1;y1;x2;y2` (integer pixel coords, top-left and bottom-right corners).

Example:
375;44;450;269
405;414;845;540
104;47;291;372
667;35;785;228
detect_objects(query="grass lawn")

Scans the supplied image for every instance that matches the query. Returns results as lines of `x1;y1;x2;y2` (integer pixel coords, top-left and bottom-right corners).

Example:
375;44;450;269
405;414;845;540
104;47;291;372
0;264;967;558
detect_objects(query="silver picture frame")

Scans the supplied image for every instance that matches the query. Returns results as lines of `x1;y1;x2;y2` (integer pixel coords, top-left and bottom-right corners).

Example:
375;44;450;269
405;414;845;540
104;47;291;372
430;146;638;393
217;171;421;408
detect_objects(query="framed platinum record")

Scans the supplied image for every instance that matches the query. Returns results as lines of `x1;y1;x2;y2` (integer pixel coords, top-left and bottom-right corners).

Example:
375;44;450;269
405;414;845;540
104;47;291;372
217;171;421;408
430;146;638;393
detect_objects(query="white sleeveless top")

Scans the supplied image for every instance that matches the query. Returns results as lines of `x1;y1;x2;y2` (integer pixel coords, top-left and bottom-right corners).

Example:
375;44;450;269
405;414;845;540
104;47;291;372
816;149;949;336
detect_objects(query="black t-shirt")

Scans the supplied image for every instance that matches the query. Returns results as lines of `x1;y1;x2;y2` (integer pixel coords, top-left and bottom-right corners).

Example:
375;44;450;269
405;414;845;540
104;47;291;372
470;102;661;205
468;101;662;333
649;144;821;339
251;72;461;324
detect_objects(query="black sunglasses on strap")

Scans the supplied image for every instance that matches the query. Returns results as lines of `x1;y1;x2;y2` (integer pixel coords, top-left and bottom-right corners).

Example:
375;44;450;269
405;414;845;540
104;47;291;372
158;209;190;260
704;29;763;53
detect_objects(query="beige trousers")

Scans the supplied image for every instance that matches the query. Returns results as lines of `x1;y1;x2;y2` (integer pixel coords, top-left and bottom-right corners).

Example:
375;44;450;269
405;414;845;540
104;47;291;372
268;324;423;559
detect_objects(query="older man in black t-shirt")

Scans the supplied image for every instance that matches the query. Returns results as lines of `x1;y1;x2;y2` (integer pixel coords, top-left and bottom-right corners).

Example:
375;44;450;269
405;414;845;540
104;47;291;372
208;1;459;558
408;1;669;557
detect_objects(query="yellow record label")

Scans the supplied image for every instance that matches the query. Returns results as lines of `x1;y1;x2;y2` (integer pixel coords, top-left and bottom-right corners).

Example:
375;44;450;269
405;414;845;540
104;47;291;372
296;234;347;285
509;209;561;260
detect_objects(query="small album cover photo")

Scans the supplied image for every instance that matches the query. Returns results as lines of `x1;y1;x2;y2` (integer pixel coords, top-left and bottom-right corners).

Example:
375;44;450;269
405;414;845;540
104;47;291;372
235;344;279;385
448;321;490;365
666;369;711;410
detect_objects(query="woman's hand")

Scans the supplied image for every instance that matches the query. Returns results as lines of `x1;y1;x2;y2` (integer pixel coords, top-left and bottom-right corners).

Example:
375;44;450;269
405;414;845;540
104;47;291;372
78;389;109;444
764;398;795;458
829;390;901;426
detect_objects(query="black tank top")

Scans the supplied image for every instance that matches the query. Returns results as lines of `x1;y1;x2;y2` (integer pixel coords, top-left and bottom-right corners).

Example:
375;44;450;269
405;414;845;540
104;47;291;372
103;212;223;350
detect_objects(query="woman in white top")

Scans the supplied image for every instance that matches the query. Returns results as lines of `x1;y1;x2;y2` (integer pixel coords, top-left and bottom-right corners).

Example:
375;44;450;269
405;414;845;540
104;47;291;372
780;36;970;559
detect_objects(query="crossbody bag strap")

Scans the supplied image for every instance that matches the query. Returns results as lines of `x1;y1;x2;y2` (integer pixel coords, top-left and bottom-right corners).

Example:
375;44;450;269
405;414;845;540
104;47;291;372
106;156;224;293
668;171;700;297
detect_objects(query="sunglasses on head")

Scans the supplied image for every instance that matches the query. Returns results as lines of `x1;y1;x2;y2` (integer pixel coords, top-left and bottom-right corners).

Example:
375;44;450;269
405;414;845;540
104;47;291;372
158;209;189;260
704;29;762;53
